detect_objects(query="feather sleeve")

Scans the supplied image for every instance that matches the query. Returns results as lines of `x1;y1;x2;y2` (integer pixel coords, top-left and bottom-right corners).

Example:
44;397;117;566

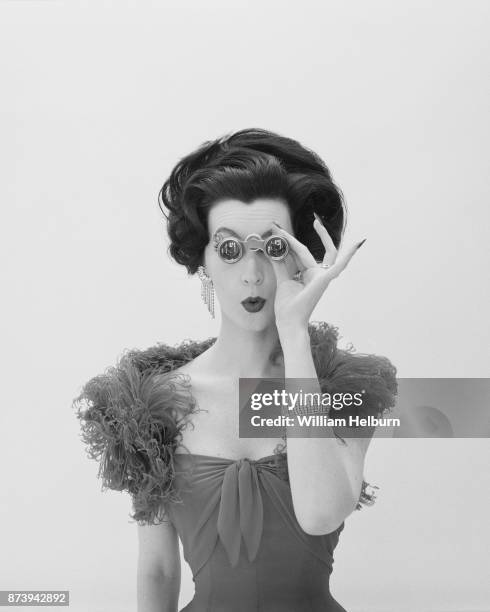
72;349;199;525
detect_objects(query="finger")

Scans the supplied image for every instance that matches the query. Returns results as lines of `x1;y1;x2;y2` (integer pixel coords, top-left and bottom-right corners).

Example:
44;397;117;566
272;223;317;268
270;258;291;285
327;239;365;279
313;214;337;259
313;215;339;268
301;239;364;302
290;251;305;274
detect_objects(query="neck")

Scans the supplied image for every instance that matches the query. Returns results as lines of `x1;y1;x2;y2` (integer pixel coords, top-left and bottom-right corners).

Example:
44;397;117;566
206;314;284;378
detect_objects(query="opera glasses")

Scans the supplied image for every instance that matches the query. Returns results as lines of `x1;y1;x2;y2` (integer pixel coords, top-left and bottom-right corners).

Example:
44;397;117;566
213;232;290;264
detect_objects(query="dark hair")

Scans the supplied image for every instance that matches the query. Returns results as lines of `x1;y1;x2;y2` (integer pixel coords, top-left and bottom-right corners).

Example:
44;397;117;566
158;128;347;275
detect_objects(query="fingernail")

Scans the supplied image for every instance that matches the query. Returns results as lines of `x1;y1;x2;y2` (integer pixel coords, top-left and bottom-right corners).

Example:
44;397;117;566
356;238;367;250
313;212;322;224
272;221;283;229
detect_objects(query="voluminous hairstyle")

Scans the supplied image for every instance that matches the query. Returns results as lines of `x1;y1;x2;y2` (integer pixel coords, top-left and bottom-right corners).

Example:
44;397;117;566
158;128;347;275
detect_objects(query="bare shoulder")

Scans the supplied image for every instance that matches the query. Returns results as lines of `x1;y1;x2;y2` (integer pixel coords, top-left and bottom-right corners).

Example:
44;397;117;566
153;342;214;380
171;347;229;393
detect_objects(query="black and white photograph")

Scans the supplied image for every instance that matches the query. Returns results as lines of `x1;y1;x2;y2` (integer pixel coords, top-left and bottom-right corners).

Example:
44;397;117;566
1;2;489;611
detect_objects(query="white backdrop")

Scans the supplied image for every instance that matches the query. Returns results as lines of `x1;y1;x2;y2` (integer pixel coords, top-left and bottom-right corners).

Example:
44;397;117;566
1;1;489;611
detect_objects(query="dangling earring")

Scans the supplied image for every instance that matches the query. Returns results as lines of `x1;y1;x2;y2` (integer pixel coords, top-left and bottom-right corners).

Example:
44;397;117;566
197;265;215;318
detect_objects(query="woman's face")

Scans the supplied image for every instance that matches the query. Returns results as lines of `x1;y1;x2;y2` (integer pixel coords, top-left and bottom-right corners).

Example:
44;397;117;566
204;198;298;332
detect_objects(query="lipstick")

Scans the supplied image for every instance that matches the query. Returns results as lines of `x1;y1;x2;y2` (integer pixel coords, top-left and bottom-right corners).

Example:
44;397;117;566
241;297;266;313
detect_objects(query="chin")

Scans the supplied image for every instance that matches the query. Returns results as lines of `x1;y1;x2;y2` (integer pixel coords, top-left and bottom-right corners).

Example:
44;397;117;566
245;318;271;333
233;308;274;332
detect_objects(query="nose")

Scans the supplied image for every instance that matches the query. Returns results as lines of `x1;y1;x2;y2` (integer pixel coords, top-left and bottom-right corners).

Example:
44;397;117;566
240;250;264;287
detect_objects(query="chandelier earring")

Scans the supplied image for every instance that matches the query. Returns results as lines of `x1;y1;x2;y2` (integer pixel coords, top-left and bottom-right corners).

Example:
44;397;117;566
197;265;215;319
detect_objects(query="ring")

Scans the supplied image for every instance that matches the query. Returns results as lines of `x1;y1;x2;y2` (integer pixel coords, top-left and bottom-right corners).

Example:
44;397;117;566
293;270;303;282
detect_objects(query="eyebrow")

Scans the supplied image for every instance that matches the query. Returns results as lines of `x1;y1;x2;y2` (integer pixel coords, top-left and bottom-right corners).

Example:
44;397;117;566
213;226;276;239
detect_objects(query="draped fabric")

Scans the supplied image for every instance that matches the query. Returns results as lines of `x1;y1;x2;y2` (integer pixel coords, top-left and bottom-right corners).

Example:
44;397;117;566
74;321;398;610
166;453;347;612
74;321;397;525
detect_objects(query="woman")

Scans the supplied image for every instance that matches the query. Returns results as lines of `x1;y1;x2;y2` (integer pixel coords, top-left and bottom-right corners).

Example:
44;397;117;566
74;128;397;611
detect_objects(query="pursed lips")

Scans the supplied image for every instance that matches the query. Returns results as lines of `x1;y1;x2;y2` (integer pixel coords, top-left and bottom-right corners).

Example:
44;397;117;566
241;297;266;311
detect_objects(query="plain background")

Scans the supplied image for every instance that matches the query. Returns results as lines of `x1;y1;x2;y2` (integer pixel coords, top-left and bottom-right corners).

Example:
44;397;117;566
1;1;489;611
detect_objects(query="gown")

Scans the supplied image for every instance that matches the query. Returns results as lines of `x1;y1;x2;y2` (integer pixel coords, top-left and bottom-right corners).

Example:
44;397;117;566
73;321;398;612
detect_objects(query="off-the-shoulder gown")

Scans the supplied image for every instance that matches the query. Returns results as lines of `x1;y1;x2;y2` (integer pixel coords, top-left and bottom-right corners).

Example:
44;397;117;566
74;322;398;611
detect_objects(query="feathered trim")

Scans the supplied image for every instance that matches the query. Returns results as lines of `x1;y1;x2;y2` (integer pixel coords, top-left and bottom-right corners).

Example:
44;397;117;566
272;322;398;508
309;320;398;422
308;321;398;510
73;338;215;524
73;323;397;522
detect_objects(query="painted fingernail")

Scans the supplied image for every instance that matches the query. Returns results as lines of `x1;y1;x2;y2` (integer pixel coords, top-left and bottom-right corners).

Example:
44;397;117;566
356;238;367;249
